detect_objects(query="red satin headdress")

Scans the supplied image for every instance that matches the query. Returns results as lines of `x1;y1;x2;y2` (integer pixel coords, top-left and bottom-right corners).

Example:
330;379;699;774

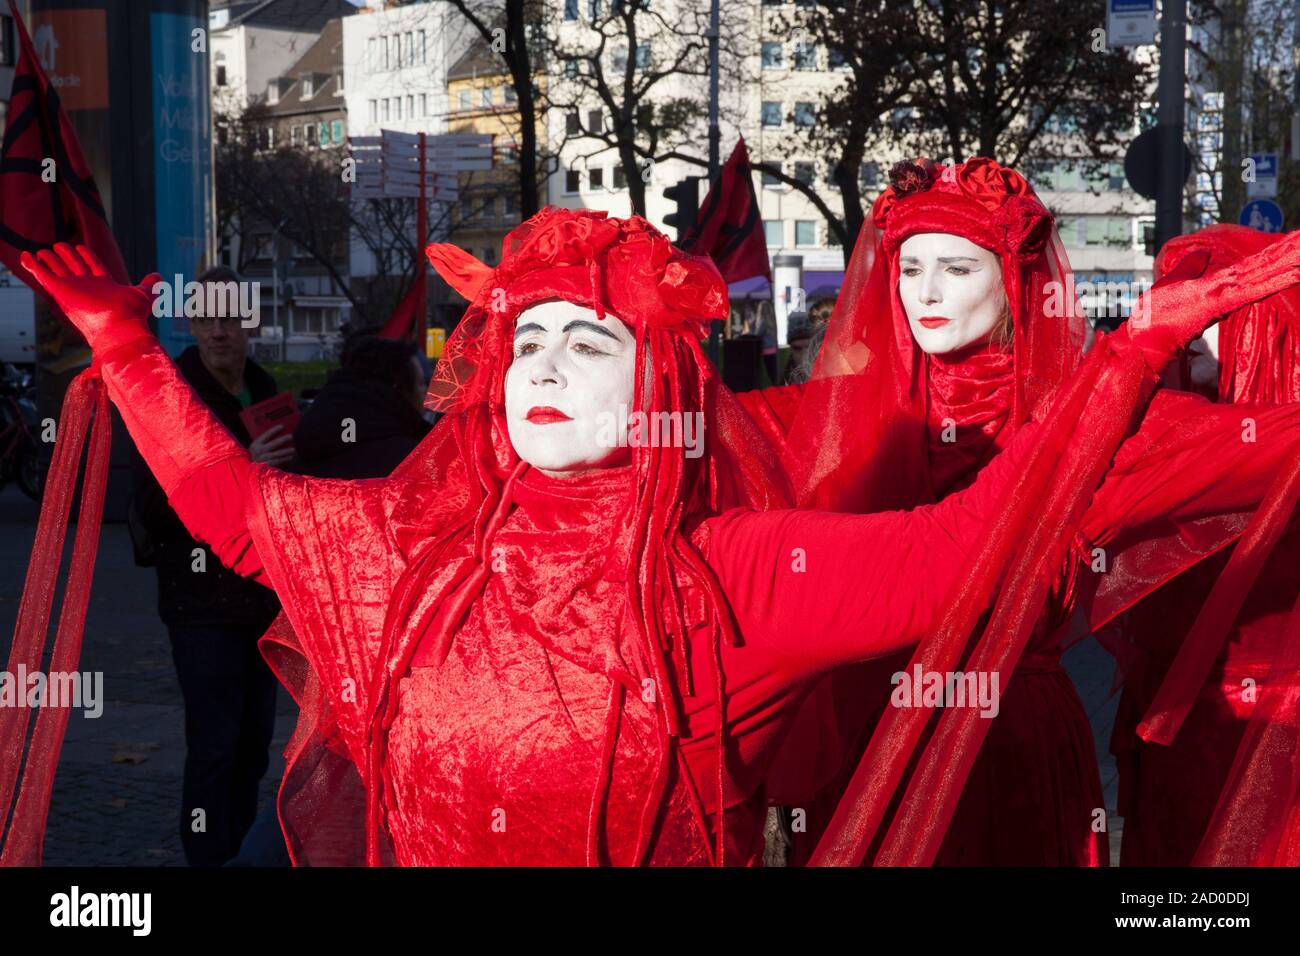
423;207;728;416
875;157;1055;261
1156;224;1300;404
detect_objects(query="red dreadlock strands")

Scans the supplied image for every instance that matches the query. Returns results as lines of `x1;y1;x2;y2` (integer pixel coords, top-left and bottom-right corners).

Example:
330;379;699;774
586;679;624;866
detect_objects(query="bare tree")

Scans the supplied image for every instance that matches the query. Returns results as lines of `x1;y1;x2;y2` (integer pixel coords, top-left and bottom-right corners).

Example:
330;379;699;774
544;0;750;215
432;0;551;216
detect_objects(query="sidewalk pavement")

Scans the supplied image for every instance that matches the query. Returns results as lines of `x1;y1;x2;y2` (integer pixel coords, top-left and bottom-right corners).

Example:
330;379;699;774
0;485;296;866
0;482;1125;866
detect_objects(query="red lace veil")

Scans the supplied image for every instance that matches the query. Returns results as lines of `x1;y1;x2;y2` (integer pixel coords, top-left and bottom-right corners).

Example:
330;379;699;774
259;207;792;866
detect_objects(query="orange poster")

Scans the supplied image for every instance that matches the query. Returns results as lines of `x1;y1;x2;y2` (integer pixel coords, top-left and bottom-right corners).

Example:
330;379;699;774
27;9;109;111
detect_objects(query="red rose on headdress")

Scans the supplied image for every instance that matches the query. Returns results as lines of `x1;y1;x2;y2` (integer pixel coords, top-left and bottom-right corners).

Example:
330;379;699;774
995;195;1053;258
889;158;938;197
658;255;728;328
953;157;1033;212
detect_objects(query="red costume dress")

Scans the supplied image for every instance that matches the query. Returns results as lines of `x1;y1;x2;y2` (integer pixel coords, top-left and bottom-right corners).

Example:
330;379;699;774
749;160;1300;866
1107;225;1300;865
4;208;1299;866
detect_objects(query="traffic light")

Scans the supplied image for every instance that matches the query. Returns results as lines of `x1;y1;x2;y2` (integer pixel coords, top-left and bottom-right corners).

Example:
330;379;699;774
662;176;702;245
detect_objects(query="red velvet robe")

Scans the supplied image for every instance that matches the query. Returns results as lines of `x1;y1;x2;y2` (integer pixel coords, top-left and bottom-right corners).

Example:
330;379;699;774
98;329;1066;865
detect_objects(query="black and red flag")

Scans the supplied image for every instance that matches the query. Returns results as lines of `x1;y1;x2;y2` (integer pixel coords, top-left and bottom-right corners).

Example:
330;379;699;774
0;0;127;294
682;136;771;284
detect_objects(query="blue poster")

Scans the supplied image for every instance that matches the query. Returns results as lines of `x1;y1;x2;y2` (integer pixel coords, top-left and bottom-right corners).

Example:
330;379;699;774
151;11;213;356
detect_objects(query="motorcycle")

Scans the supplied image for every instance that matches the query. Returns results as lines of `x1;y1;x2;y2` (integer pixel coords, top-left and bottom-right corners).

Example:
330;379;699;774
0;363;48;501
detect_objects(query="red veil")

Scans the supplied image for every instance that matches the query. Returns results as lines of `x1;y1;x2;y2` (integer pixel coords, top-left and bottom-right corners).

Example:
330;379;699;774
776;158;1170;866
1116;225;1300;865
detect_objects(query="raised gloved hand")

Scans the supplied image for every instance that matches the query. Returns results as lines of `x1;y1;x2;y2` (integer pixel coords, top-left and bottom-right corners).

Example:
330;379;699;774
1116;230;1300;374
20;243;162;352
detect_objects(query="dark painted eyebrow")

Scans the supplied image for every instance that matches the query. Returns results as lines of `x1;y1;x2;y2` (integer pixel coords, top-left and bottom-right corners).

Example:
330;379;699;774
561;319;621;341
514;321;546;339
899;255;982;264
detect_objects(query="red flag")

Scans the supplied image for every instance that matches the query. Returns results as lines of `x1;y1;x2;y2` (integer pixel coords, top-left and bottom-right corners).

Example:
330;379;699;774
0;0;127;290
683;137;771;284
377;274;423;340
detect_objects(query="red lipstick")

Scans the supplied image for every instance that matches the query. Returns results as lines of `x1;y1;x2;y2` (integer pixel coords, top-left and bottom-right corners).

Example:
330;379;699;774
918;316;950;329
526;406;572;424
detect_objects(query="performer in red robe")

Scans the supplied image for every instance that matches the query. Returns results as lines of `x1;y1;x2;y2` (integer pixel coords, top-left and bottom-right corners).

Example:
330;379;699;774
762;159;1300;866
1106;225;1300;865
5;207;1300;866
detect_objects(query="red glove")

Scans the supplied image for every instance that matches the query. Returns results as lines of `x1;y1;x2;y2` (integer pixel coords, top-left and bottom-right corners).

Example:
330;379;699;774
20;243;162;355
1115;230;1300;374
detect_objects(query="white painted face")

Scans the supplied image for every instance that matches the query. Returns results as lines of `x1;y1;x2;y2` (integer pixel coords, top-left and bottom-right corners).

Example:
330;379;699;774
1187;323;1221;390
504;300;636;476
898;232;1008;354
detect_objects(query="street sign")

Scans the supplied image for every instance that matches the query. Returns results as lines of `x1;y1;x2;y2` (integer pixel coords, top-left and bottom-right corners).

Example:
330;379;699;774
1239;199;1284;233
1107;0;1157;47
1246;153;1279;199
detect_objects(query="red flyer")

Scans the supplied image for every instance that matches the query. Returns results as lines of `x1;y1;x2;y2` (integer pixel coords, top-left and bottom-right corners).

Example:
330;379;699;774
239;391;300;441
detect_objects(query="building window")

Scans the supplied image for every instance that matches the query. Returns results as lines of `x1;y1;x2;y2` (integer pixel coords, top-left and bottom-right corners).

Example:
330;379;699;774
860;161;880;189
382;99;391;122
263;126;274;150
763;220;782;246
565;0;579;19
828;46;847;69
419;30;427;65
590;168;604;189
267;81;280;105
215;52;227;87
564;169;581;193
407;94;415;117
761;161;782;187
794;161;814;185
565;58;578;79
794;102;815;127
459;90;471;111
336;69;343;93
587;109;602;133
613;165;627;190
368;37;378;70
761;42;783;69
331;119;344;144
318;122;329;148
566;112;581;135
291;125;300;146
761;101;781;127
420;94;428;116
394;97;403;120
301;74;314;98
504;85;516;104
481;87;492;107
795;221;816;246
505;193;518;216
404;32;414;68
588;0;602;17
635;43;651;70
793;41;816;70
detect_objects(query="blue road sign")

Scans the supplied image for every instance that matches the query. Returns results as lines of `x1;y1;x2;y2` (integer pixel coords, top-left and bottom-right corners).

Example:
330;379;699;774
1239;199;1284;233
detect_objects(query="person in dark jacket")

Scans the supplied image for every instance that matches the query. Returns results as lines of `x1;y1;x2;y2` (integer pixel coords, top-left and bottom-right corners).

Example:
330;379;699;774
129;266;289;867
291;335;431;480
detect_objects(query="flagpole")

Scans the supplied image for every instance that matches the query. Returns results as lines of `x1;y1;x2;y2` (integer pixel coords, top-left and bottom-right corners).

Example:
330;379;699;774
706;0;721;366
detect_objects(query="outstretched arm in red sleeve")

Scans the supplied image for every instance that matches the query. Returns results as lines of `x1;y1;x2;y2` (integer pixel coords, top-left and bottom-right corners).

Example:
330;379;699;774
21;244;269;584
